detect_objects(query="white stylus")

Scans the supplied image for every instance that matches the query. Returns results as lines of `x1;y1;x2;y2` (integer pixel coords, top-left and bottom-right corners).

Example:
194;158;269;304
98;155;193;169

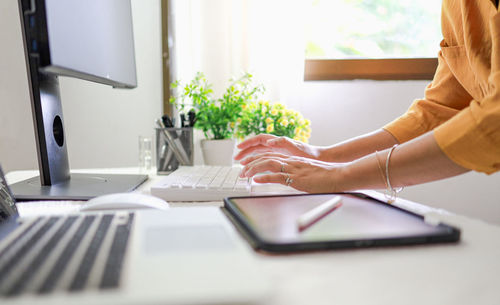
297;196;342;231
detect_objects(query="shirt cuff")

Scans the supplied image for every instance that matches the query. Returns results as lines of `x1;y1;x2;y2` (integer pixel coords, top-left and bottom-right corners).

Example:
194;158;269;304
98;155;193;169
434;105;500;174
383;99;458;144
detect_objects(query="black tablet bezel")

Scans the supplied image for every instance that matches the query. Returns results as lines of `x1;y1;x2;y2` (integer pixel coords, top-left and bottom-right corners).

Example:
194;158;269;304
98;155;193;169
223;192;460;253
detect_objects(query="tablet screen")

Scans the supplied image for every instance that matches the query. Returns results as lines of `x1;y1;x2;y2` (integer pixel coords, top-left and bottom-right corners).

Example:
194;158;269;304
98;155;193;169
225;193;459;251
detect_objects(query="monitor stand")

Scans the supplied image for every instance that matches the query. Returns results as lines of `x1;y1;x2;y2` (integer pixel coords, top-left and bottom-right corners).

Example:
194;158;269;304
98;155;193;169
10;173;148;201
12;52;147;201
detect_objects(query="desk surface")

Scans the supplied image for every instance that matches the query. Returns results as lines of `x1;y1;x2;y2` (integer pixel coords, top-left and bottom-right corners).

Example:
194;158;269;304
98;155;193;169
6;168;500;305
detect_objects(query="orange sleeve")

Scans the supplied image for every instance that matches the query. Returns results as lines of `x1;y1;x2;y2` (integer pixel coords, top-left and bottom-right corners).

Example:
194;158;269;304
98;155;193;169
383;45;473;143
433;13;500;174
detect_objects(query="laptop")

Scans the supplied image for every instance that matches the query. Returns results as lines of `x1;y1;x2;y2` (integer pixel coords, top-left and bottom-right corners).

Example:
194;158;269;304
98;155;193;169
0;166;268;304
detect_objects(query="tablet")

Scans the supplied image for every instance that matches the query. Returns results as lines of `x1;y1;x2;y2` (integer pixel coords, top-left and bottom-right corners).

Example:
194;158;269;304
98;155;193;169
223;193;460;253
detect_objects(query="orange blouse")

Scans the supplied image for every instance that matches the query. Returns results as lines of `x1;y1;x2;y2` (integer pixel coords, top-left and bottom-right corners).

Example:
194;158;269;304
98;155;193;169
384;0;500;174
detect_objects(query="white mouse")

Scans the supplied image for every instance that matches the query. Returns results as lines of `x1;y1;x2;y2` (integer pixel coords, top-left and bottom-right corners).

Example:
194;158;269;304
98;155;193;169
80;193;169;212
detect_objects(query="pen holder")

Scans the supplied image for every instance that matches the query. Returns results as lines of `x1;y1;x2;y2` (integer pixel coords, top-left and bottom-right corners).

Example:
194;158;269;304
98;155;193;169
155;127;194;174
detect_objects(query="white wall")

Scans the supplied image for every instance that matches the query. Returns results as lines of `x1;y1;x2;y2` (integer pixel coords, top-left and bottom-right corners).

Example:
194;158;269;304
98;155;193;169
0;0;37;172
0;0;162;172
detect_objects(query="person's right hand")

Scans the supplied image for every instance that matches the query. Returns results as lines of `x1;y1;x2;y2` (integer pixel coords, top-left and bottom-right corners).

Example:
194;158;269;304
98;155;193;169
237;151;345;193
234;134;320;161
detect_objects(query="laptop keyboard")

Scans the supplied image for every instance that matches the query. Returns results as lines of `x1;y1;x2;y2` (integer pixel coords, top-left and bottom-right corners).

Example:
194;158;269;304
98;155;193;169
0;213;134;297
151;166;252;201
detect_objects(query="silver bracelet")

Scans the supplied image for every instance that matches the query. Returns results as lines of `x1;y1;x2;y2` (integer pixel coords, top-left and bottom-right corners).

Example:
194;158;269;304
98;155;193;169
385;144;403;203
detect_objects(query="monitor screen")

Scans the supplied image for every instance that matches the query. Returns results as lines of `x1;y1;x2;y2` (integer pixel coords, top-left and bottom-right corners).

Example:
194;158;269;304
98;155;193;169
40;0;137;88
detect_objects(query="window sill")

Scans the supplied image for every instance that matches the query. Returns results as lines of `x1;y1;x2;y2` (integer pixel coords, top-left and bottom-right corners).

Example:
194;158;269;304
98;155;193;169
304;58;438;81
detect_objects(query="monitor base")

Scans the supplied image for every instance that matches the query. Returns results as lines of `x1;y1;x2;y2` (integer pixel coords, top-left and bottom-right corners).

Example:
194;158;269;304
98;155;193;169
10;173;148;201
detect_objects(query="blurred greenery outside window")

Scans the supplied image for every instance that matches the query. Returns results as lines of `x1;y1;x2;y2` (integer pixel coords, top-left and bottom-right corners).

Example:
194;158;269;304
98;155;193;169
304;0;442;80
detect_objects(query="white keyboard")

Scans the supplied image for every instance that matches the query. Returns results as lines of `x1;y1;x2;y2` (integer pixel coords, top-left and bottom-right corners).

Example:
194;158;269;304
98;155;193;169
151;166;252;201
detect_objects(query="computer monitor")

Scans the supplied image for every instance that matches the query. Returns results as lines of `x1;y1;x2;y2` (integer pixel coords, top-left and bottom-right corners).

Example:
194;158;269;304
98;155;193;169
10;0;148;200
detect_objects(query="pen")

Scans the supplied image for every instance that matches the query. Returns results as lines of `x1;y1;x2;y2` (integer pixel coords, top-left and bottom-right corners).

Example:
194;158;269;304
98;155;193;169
162;114;174;128
155;119;190;165
180;113;188;127
157;143;168;171
297;196;342;231
162;145;174;170
187;109;196;127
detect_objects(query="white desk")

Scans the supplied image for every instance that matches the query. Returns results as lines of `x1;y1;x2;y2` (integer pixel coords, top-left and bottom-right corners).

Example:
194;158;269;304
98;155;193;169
6;168;500;305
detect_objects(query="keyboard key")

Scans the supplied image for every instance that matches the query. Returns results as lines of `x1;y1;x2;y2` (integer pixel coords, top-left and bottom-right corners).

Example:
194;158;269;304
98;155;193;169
100;213;134;289
0;218;42;265
6;216;78;296
38;215;96;294
0;213;133;297
69;215;114;291
0;217;59;291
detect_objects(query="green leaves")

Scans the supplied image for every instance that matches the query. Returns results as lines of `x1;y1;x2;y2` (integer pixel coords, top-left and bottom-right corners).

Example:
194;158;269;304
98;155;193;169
169;72;264;140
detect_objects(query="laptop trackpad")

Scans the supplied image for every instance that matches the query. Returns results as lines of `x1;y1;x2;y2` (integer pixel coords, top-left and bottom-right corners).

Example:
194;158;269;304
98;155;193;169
145;225;235;254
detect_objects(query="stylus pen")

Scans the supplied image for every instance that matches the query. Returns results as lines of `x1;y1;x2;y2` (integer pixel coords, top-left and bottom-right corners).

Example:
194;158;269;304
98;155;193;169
297;196;342;231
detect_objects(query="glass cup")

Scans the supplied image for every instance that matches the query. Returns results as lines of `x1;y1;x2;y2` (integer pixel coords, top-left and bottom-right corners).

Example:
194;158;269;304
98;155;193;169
138;136;152;172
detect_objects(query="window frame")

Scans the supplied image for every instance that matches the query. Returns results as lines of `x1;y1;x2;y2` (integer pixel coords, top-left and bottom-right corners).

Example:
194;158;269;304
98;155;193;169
304;58;438;81
162;0;174;116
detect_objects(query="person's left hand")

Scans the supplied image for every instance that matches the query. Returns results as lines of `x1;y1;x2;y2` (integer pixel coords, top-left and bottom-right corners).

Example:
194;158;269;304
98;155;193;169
239;153;345;193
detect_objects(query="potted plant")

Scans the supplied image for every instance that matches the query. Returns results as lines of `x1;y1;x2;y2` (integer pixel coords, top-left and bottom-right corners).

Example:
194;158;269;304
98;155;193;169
170;72;264;165
235;100;312;142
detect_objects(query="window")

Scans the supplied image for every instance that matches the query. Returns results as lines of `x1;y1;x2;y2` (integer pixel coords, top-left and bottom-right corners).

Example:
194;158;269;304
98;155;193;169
304;0;442;80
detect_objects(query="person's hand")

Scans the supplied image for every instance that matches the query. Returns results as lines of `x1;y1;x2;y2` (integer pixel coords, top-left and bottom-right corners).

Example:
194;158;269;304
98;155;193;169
234;134;320;161
239;152;345;193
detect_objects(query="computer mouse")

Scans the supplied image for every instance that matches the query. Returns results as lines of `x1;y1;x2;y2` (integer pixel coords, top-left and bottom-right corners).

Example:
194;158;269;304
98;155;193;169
80;193;169;212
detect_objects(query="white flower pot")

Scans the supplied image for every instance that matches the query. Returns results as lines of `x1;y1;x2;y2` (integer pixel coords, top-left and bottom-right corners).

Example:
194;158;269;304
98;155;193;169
200;139;236;166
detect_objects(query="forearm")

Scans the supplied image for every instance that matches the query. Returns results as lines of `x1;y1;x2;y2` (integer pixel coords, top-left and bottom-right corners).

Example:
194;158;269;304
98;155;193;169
338;131;469;192
317;129;399;162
